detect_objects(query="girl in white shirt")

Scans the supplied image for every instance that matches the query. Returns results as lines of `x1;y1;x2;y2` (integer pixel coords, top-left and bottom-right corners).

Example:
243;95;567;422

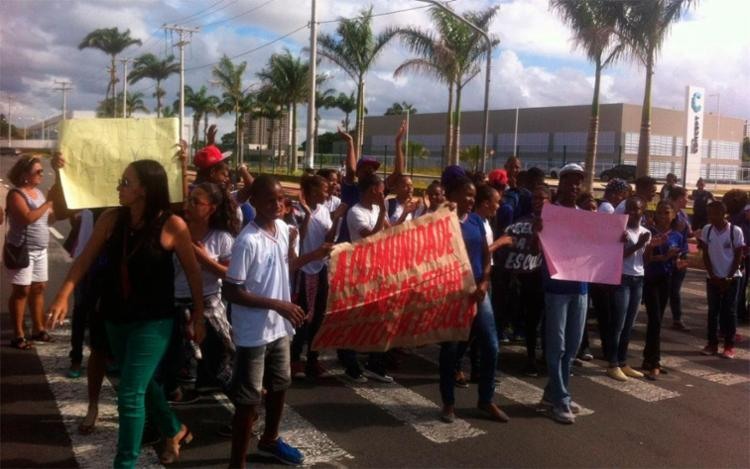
293;175;347;378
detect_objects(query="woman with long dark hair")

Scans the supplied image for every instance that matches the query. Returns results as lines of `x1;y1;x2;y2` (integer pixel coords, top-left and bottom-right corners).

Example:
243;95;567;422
5;155;55;349
47;160;205;467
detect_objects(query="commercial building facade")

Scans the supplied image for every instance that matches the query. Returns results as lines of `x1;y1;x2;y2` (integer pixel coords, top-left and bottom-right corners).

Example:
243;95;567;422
363;103;747;183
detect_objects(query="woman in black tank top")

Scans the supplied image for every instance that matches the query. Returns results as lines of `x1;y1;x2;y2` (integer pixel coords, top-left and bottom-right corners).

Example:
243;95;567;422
47;160;204;468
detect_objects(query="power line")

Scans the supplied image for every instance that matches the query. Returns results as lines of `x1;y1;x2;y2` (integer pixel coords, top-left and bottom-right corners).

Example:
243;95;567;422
197;0;276;29
185;23;308;71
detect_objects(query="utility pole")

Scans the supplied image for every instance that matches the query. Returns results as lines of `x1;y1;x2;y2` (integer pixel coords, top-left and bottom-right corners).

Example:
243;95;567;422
120;58;133;118
405;107;410;172
6;95;12;147
163;24;199;148
304;0;318;169
54;80;73;120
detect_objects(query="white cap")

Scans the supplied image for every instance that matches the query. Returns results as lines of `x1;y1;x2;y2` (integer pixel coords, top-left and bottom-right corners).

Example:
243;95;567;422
559;163;584;178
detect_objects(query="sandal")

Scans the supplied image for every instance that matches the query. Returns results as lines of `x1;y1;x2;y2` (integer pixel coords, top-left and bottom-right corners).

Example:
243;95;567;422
159;426;193;464
30;331;54;343
10;337;33;350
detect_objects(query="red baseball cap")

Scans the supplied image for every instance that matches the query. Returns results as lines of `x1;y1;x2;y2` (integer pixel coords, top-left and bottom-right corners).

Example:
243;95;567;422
194;145;229;170
488;169;508;188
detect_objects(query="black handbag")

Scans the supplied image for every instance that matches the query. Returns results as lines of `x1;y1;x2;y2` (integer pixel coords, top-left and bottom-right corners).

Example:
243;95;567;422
3;189;30;269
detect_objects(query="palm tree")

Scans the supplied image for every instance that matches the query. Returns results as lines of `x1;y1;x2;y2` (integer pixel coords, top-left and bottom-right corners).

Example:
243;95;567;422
184;85;220;149
212;55;248;164
96;91;149;117
394;32;457;163
396;7;498;163
314;88;337;157
257;50;310;172
318;7;397;152
335;92;357;132
619;0;696;177
78;27;142;114
384;102;418;116
551;0;625;191
128;53;179;117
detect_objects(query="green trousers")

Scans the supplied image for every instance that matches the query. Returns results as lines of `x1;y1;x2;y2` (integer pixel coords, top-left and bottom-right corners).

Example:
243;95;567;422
106;318;182;469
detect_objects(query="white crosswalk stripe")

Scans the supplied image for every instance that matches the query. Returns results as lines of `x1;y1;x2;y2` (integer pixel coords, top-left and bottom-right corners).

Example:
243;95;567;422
327;364;486;444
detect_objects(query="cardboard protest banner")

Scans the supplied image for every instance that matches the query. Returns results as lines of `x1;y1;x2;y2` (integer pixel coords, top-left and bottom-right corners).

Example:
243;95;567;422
538;204;628;285
58;118;182;209
312;206;478;353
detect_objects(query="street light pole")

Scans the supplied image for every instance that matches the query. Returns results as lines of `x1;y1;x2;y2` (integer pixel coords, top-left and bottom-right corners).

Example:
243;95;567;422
120;58;133;118
419;0;493;172
305;0;318;170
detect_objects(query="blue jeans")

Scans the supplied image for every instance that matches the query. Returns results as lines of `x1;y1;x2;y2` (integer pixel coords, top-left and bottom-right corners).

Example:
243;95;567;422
543;292;587;407
609;275;643;366
707;278;740;347
439;295;499;405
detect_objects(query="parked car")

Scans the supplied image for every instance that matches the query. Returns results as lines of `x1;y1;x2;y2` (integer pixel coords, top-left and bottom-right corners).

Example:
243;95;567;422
0;147;21;157
600;164;636;182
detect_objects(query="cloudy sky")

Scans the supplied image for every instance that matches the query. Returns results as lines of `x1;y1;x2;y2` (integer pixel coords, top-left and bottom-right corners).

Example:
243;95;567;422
2;0;749;141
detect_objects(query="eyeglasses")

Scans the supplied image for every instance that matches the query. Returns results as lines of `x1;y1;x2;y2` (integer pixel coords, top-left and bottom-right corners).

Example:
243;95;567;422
117;178;130;188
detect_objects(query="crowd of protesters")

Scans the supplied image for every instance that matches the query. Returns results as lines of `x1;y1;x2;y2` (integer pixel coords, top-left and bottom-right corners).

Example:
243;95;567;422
3;120;748;468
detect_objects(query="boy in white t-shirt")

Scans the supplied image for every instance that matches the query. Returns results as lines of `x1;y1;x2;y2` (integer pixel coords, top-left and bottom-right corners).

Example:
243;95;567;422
700;201;745;359
386;174;419;225
223;175;332;468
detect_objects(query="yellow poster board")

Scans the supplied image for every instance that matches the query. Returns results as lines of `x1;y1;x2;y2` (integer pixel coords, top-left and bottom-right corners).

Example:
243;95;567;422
58;118;182;209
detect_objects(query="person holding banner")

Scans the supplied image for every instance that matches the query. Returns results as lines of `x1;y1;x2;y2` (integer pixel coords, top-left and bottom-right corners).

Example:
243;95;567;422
439;176;509;424
539;163;588;425
291;175;347;379
47;160;205;467
222;175;333;468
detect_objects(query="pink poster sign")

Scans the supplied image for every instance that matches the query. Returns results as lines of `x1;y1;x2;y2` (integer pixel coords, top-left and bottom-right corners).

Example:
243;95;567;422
539;204;628;285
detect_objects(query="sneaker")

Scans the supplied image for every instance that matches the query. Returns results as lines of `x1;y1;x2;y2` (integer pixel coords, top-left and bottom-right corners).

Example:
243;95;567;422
577;349;593;361
701;344;718;356
499;331;511;344
606;367;628;382
440;404;456;423
539;398;581;415
621;365;644;379
523;362;539;377
454;371;469;388
291;361;306;379
168;388;201;405
720;347;736;359
343;370;368;384
568;401;582;415
257;437;305;466
67;363;83;379
672;321;691;332
644;368;660;381
305;361;330;379
551;405;575;424
477;402;510;423
363;367;394;384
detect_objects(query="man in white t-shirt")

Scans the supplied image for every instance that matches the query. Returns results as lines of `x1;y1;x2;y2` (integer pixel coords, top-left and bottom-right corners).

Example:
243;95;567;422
699;201;745;359
598;178;630;214
342;173;394;383
386;174;418;225
223;175;331;468
614;176;656;214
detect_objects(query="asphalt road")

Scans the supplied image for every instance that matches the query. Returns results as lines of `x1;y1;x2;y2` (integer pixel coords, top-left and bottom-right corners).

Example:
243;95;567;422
1;155;749;468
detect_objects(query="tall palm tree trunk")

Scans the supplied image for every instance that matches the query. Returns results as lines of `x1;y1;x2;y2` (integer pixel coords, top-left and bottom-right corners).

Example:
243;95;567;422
234;104;240;167
204;114;209;142
110;55;117;116
446;81;455;165
291;103;298;172
155;80;163;118
584;60;603;192
451;84;463;163
636;51;654;178
355;79;365;154
192;115;201;149
269;119;276;164
344;112;351;133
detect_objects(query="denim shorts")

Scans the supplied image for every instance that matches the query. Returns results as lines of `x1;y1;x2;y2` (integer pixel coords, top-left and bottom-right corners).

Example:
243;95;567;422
231;335;291;405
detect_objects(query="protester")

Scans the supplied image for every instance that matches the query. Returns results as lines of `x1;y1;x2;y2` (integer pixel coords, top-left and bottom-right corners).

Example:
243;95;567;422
607;197;650;382
497;185;549;376
699;201;744;359
439;176;508;423
575;192;597;362
615;176;657;214
724;190;750;325
598;179;630;214
503;156;531;220
689;178;713;231
667;187;692;331
737;204;750;324
223;175;332;468
5;155;56;350
291;175;347;379
387;174;419;225
660;173;678;201
539;163;587;424
417;180;446;217
316;168;342;212
642;201;683;379
47;160;204;467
